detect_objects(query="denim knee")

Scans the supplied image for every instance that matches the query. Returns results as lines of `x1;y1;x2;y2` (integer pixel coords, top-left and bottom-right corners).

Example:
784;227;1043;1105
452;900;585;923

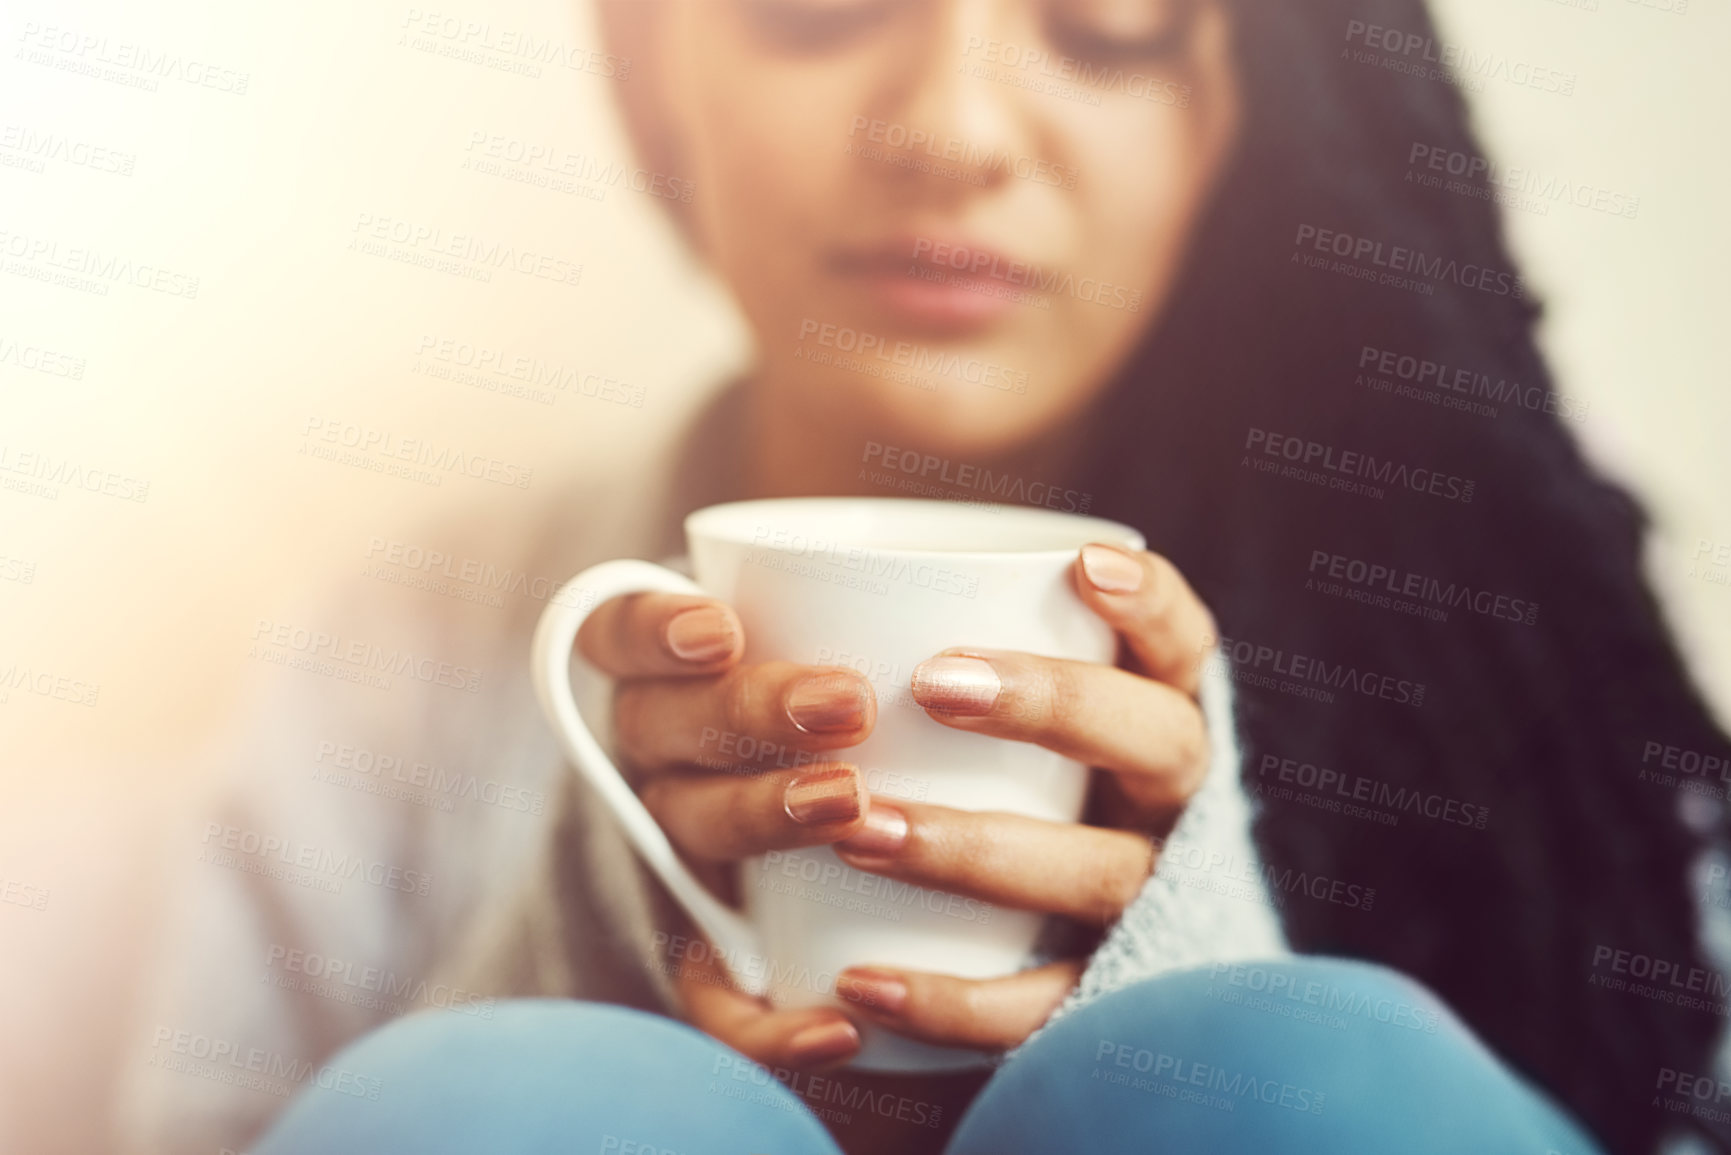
256;999;843;1155
948;957;1604;1155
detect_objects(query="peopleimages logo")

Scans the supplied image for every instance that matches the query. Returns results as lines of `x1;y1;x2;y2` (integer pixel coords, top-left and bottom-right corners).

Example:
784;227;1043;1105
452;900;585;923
0;124;135;177
396;9;631;80
15;21;251;95
0;661;100;707
0;333;87;379
911;238;1142;313
200;822;434;897
0;226;200;298
463;131;693;203
1155;841;1377;912
1294;224;1529;300
710;1052;945;1130
0;443;150;502
1637;740;1731;798
861;441;1091;513
1255;752;1490;830
347;212;583;288
1658;1067;1730;1101
1207;962;1443;1033
960;37;1192;108
414;336;645;409
1589;945;1731;1013
693;726;931;801
758;850;994;924
301;417;534;490
250;618;484;693
1244;428;1474;504
148;1027;380;1101
1341;20;1576;96
364;536;591;609
313;739;547;815
1656;1066;1731;1128
747;523;980;600
847;117;1079;188
0;874;51;912
1206;633;1426;708
1355;344;1587;423
1406;143;1639;221
1092;1039;1326;1114
264;944;494;1018
1307;549;1539;626
796;318;1028;395
648;931;838;998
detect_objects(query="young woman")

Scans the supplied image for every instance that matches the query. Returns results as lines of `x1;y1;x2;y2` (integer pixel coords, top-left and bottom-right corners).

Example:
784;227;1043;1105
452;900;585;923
137;1;1730;1153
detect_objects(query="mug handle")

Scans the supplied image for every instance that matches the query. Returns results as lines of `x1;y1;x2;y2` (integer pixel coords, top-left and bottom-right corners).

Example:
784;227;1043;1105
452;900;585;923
531;559;768;996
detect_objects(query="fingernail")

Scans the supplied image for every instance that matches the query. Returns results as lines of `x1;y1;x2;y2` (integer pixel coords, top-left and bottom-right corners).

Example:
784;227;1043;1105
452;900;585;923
1080;543;1143;593
784;766;862;826
911;656;1000;715
787;1019;860;1066
664;606;739;663
785;672;869;733
836;803;908;857
838;969;908;1016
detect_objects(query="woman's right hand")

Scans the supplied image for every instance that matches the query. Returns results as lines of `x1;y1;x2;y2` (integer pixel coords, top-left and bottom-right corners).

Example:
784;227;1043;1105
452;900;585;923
576;591;878;1070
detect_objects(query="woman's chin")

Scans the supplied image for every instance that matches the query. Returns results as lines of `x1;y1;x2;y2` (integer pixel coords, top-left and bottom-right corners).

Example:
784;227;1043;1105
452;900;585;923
836;383;1071;465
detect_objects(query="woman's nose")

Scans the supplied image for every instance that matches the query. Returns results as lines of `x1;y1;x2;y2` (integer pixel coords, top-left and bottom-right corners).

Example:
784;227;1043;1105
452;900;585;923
873;0;1040;193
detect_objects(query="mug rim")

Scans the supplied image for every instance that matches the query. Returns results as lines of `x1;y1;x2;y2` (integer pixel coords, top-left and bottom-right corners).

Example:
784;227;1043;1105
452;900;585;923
684;496;1145;559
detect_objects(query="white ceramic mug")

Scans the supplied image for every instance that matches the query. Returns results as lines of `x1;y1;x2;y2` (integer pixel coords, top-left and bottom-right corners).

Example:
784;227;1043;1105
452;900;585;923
531;497;1143;1071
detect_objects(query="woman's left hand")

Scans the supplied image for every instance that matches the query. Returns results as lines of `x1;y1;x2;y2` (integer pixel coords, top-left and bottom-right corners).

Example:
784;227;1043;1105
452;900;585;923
827;540;1219;1050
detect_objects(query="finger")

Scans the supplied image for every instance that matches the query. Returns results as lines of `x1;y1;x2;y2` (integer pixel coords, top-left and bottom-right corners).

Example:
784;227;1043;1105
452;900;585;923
641;762;869;861
834;799;1155;925
1073;543;1216;696
908;649;1208;809
675;944;861;1071
615;662;875;774
576;592;745;678
836;960;1084;1051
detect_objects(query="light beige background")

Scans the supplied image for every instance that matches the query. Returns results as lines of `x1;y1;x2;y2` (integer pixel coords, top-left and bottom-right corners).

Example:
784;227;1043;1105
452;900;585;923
0;0;1726;1149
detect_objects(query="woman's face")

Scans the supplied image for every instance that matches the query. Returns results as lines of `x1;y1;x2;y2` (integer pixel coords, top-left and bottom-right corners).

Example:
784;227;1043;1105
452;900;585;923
654;0;1241;456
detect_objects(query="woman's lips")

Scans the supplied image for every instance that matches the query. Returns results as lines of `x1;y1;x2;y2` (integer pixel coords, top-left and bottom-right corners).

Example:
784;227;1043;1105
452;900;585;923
826;236;1049;335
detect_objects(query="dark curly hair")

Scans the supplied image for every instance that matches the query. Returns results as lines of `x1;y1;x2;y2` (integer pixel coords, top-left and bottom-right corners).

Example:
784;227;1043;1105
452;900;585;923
1072;2;1730;1151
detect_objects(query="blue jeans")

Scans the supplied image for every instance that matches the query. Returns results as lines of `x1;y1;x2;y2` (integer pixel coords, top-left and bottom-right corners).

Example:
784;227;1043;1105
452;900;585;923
256;958;1604;1155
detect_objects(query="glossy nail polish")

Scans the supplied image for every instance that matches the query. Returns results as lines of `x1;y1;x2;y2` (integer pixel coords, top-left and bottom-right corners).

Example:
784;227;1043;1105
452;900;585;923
785;672;869;733
911;656;1001;715
836;804;909;857
1080;543;1143;593
837;969;909;1016
784;766;862;826
664;606;739;662
787;1019;861;1066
